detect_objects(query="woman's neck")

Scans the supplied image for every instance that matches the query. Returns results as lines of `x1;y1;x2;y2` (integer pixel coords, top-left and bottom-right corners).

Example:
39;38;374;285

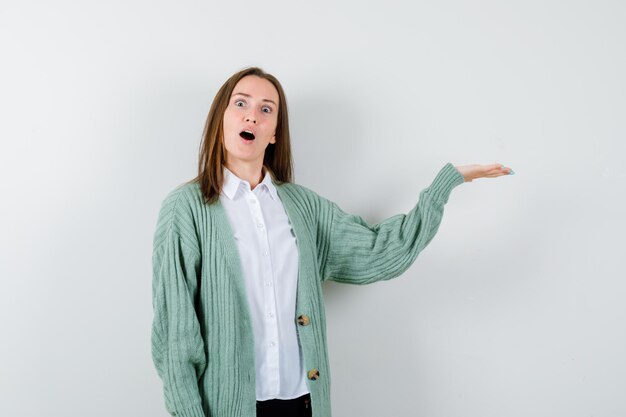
224;162;265;190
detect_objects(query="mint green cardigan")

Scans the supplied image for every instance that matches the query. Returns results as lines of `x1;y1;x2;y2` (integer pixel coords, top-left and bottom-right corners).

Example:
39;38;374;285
151;162;465;417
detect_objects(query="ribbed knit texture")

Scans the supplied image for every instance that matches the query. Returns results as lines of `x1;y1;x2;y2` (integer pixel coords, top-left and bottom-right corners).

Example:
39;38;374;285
151;162;465;417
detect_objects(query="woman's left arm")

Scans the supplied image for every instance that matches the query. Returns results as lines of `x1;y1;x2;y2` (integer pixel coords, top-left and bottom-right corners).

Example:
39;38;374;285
316;162;511;284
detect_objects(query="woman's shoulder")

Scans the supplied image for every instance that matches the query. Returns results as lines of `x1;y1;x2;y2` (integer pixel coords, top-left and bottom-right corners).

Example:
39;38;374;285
275;181;336;214
156;180;205;230
276;180;322;200
160;180;203;208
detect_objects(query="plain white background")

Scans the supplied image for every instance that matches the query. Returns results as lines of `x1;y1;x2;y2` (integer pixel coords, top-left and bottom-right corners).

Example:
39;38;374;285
1;0;625;416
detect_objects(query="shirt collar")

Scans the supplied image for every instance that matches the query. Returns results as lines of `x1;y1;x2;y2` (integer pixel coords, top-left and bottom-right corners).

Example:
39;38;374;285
222;166;278;201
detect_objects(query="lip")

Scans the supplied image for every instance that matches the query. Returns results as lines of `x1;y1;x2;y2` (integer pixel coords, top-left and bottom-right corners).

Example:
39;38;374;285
240;127;257;138
239;136;255;145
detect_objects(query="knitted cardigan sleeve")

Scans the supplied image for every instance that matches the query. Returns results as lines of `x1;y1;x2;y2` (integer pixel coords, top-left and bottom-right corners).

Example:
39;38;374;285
318;162;465;284
151;186;206;417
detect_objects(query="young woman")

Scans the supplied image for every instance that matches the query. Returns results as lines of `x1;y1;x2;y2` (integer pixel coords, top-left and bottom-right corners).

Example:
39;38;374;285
151;66;514;417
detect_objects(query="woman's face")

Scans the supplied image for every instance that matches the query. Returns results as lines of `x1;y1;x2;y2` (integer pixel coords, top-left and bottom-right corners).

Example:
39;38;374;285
222;75;279;170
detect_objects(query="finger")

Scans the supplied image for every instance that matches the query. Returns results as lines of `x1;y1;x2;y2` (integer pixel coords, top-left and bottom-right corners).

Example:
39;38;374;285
484;166;506;176
492;164;510;173
486;163;506;172
486;169;511;178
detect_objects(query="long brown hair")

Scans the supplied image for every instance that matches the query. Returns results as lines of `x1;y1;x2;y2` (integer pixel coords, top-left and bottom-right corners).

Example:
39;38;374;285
188;66;294;205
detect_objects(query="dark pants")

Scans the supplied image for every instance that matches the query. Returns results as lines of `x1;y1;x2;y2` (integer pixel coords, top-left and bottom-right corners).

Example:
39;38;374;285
256;393;312;417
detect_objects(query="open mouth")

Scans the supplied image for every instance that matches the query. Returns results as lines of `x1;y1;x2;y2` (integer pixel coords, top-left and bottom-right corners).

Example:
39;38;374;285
239;130;255;141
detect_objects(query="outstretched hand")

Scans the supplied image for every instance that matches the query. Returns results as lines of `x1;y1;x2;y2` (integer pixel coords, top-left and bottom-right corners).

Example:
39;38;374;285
455;163;514;183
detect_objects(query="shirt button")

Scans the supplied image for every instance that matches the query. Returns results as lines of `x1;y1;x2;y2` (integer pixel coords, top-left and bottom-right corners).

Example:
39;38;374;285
265;281;272;286
263;250;269;256
267;312;274;318
257;223;264;229
297;315;311;326
308;368;320;380
270;341;276;347
250;199;257;204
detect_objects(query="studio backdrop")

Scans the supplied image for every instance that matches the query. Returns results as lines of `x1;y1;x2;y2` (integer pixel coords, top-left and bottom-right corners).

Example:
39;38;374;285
1;1;624;416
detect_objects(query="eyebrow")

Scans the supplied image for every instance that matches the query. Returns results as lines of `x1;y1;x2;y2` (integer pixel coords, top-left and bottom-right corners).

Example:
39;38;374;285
231;92;277;106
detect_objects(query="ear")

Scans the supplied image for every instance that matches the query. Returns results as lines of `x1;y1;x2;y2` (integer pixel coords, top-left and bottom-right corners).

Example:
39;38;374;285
270;134;276;144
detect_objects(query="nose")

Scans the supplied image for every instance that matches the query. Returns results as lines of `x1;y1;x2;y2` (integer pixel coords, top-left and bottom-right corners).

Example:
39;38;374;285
244;114;257;124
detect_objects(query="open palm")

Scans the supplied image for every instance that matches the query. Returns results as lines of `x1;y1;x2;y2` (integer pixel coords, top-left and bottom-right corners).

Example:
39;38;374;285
455;163;514;182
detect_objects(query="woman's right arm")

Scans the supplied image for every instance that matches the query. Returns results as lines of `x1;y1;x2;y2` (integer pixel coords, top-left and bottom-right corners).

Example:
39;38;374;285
151;187;207;417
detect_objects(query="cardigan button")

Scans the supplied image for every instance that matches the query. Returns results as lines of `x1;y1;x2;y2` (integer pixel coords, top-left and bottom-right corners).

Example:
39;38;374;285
308;368;320;380
297;314;310;326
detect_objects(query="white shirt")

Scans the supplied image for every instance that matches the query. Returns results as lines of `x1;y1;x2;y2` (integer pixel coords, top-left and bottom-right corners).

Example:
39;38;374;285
219;166;309;401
